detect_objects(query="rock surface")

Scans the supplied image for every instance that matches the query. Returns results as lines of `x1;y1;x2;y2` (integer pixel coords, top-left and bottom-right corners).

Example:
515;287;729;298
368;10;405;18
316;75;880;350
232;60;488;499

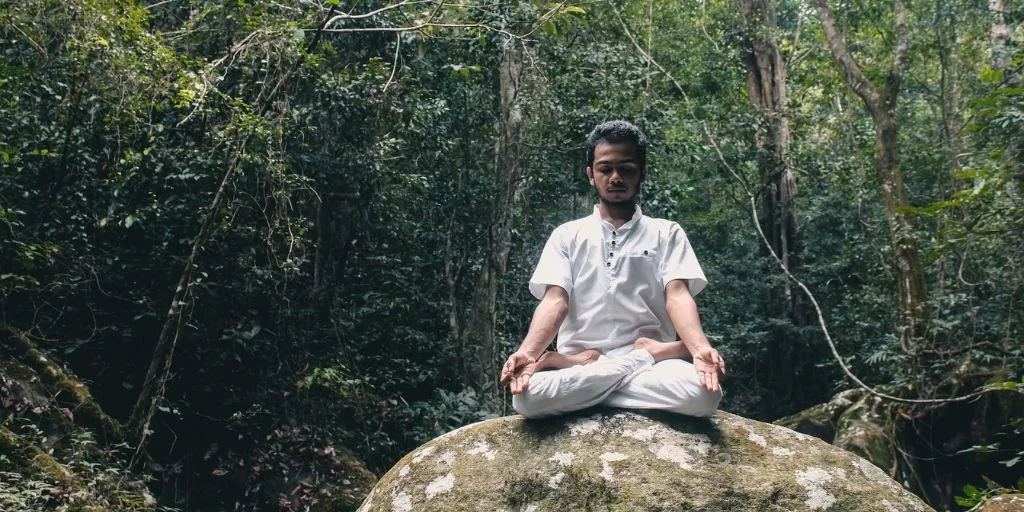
775;389;895;474
774;389;865;443
358;409;932;511
979;494;1024;512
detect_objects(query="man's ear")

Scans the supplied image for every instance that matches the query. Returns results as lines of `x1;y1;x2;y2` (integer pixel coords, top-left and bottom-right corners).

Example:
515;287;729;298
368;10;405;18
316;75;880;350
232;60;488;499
586;166;595;185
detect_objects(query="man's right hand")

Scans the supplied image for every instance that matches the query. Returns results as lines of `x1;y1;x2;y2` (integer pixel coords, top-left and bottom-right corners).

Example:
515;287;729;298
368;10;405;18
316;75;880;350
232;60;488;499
499;352;537;395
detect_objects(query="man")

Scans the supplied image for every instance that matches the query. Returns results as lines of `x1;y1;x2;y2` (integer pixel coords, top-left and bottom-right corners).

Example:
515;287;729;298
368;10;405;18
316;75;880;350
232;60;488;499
498;120;726;419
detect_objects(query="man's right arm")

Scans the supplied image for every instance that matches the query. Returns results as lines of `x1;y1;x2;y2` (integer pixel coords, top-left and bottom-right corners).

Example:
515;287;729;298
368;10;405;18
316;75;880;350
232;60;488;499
500;285;568;393
518;285;569;358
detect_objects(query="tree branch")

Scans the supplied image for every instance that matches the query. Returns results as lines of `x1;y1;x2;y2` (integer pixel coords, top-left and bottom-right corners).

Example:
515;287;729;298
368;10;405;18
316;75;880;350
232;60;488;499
317;22;518;39
323;0;423;26
811;0;879;106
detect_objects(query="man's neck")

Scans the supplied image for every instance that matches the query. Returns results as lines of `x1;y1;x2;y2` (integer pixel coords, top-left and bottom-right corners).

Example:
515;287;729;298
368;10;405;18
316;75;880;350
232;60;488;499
597;201;636;229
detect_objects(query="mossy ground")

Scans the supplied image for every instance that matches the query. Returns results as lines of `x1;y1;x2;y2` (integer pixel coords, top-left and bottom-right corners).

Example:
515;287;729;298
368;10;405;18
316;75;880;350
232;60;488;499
1;331;153;511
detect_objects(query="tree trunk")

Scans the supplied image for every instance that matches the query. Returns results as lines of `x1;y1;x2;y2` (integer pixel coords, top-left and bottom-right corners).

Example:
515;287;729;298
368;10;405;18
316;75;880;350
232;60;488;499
128;5;338;449
813;0;929;350
737;0;803;321
128;152;242;447
460;40;524;396
989;0;1012;70
935;0;961;173
871;100;929;350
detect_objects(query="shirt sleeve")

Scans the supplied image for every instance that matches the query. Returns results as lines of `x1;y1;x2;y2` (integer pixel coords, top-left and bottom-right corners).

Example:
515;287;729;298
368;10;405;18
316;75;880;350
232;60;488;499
660;222;708;296
529;226;573;300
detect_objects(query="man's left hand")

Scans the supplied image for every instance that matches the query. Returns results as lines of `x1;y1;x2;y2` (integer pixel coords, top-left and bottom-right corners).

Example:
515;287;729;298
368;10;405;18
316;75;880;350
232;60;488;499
692;347;726;393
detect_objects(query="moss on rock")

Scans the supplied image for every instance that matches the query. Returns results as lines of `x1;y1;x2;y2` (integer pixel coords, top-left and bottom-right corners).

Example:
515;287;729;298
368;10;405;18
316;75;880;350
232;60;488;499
0;424;74;484
832;395;895;474
308;445;377;512
358;409;932;511
774;389;865;443
978;493;1024;512
0;325;123;443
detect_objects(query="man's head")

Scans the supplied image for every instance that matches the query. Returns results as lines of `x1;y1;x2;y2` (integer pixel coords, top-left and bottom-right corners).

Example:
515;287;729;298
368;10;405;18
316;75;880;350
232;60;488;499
585;120;648;206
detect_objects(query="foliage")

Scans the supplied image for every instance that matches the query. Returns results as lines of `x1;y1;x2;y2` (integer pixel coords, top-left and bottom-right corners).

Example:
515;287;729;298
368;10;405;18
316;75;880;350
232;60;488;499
956;476;1024;510
0;0;1022;510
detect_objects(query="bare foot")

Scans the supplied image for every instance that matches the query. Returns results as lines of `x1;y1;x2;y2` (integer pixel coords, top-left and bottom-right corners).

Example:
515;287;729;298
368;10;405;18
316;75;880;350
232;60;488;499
633;337;672;362
536;349;601;371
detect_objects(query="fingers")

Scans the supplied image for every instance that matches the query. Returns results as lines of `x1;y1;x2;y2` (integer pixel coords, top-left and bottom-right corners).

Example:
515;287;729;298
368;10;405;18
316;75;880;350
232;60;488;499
500;353;523;385
518;373;530;394
502;353;536;392
696;370;718;393
500;359;514;385
706;371;720;393
510;372;531;395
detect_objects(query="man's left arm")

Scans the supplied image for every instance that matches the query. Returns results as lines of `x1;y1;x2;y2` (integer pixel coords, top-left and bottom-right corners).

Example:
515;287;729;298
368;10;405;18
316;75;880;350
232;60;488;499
664;279;726;393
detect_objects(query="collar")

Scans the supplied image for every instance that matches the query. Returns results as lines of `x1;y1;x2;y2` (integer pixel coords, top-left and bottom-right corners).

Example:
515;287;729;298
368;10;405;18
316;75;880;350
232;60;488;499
592;204;643;231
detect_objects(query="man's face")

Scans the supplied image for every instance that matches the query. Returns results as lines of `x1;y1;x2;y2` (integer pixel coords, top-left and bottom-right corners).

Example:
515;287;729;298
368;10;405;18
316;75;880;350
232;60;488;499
586;142;646;206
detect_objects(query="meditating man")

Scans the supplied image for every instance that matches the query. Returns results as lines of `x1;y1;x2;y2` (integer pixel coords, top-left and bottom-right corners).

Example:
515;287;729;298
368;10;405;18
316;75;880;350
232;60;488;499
499;120;726;419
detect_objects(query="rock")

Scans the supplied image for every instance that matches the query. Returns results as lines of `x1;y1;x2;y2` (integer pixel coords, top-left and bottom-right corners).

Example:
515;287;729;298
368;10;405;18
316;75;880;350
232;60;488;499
979;494;1024;512
831;393;895;474
774;389;865;443
358;410;932;511
775;389;894;474
309;445;378;512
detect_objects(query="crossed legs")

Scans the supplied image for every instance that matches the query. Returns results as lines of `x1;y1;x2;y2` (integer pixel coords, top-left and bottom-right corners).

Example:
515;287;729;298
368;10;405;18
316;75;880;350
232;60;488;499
511;347;723;419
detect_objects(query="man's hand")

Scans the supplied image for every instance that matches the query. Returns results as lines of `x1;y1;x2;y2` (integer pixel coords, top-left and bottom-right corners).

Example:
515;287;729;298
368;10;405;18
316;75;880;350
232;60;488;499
691;347;726;393
500;352;537;395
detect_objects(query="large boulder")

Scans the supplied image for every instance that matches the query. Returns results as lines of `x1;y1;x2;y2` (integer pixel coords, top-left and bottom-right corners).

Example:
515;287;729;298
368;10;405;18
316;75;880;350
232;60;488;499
775;389;896;474
774;389;865;443
979;494;1024;512
357;410;931;511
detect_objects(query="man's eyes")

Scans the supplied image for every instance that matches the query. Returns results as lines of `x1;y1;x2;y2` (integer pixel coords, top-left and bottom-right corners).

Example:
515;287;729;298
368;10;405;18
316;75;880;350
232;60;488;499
598;166;639;174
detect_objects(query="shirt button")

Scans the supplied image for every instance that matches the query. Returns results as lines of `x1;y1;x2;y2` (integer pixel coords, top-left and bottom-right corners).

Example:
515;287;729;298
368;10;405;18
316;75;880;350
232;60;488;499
609;252;613;257
607;262;611;266
643;250;648;255
611;241;616;246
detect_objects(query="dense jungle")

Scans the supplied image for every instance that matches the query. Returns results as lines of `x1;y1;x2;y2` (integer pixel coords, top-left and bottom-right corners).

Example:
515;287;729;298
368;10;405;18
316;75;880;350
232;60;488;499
1;0;1022;510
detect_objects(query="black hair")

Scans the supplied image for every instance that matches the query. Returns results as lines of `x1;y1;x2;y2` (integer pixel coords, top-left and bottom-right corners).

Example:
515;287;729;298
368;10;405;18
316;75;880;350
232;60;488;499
585;120;648;168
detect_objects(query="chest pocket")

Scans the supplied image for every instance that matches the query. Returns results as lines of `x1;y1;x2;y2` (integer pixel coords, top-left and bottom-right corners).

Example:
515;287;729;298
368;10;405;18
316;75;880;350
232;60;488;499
619;248;660;288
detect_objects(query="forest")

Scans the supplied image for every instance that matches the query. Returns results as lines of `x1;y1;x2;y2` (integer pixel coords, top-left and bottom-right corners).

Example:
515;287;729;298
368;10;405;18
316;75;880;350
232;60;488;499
0;0;1022;510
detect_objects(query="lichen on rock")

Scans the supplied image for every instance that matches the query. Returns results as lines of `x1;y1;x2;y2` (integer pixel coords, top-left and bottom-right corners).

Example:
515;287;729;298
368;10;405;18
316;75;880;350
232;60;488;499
358;409;933;511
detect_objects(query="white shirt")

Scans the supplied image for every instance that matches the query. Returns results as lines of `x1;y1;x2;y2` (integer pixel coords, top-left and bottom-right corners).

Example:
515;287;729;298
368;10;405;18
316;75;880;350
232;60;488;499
529;205;707;357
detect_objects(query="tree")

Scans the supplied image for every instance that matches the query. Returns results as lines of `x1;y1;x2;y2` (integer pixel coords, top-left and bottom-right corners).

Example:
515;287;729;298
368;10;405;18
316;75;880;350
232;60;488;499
461;36;526;396
989;0;1013;70
737;0;803;320
813;0;929;353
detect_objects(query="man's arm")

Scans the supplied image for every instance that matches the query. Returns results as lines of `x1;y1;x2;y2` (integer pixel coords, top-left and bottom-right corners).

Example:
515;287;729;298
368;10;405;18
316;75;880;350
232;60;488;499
518;285;569;359
500;286;568;394
664;279;726;392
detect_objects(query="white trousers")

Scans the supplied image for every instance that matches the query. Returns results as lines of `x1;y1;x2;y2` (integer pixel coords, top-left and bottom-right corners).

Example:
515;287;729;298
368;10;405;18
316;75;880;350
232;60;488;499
511;350;723;419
